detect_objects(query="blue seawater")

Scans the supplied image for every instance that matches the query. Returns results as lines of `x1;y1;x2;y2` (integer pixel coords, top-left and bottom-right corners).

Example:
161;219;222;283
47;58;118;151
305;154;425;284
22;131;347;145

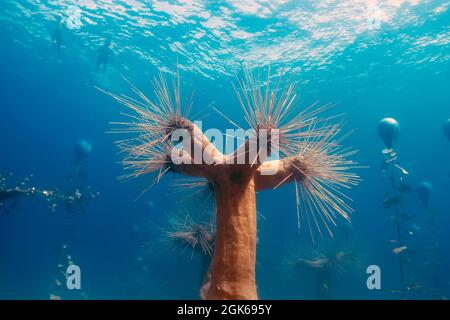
0;0;449;300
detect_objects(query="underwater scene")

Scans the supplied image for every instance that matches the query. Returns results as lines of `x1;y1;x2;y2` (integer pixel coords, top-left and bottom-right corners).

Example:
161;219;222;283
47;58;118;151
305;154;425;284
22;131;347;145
0;0;449;301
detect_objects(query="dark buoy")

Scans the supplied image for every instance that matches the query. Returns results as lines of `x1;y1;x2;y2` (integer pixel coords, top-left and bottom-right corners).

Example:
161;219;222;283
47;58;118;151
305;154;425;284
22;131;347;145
416;181;433;207
377;118;400;148
444;119;450;141
74;139;92;162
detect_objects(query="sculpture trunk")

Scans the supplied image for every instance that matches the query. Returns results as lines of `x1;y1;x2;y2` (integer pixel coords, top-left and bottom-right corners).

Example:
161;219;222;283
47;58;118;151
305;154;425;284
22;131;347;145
206;168;258;300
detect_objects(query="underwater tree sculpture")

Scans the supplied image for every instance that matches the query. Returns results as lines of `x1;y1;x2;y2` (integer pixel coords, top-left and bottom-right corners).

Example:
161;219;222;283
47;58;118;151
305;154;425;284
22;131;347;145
106;68;360;300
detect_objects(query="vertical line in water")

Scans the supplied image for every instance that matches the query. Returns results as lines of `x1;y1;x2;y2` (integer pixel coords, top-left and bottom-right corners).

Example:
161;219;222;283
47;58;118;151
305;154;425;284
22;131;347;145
389;161;406;300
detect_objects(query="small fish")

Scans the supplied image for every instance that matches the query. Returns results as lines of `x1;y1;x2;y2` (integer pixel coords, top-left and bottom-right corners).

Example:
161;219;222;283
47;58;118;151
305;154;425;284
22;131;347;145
49;294;61;300
393;246;408;254
407;224;421;235
55;279;62;286
50;203;57;212
390;290;403;295
385;156;398;164
387;239;399;243
394;164;409;175
407;283;423;291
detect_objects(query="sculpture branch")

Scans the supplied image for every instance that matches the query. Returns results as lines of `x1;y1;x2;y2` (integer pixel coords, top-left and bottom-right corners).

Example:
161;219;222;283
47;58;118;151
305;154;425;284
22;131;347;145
169;120;224;179
254;158;305;191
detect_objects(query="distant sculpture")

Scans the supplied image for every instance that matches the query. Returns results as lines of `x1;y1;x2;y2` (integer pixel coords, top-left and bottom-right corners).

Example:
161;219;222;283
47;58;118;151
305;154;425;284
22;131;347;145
377;117;410;300
377;118;400;149
74;139;92;164
96;37;113;73
415;181;433;207
290;239;360;300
